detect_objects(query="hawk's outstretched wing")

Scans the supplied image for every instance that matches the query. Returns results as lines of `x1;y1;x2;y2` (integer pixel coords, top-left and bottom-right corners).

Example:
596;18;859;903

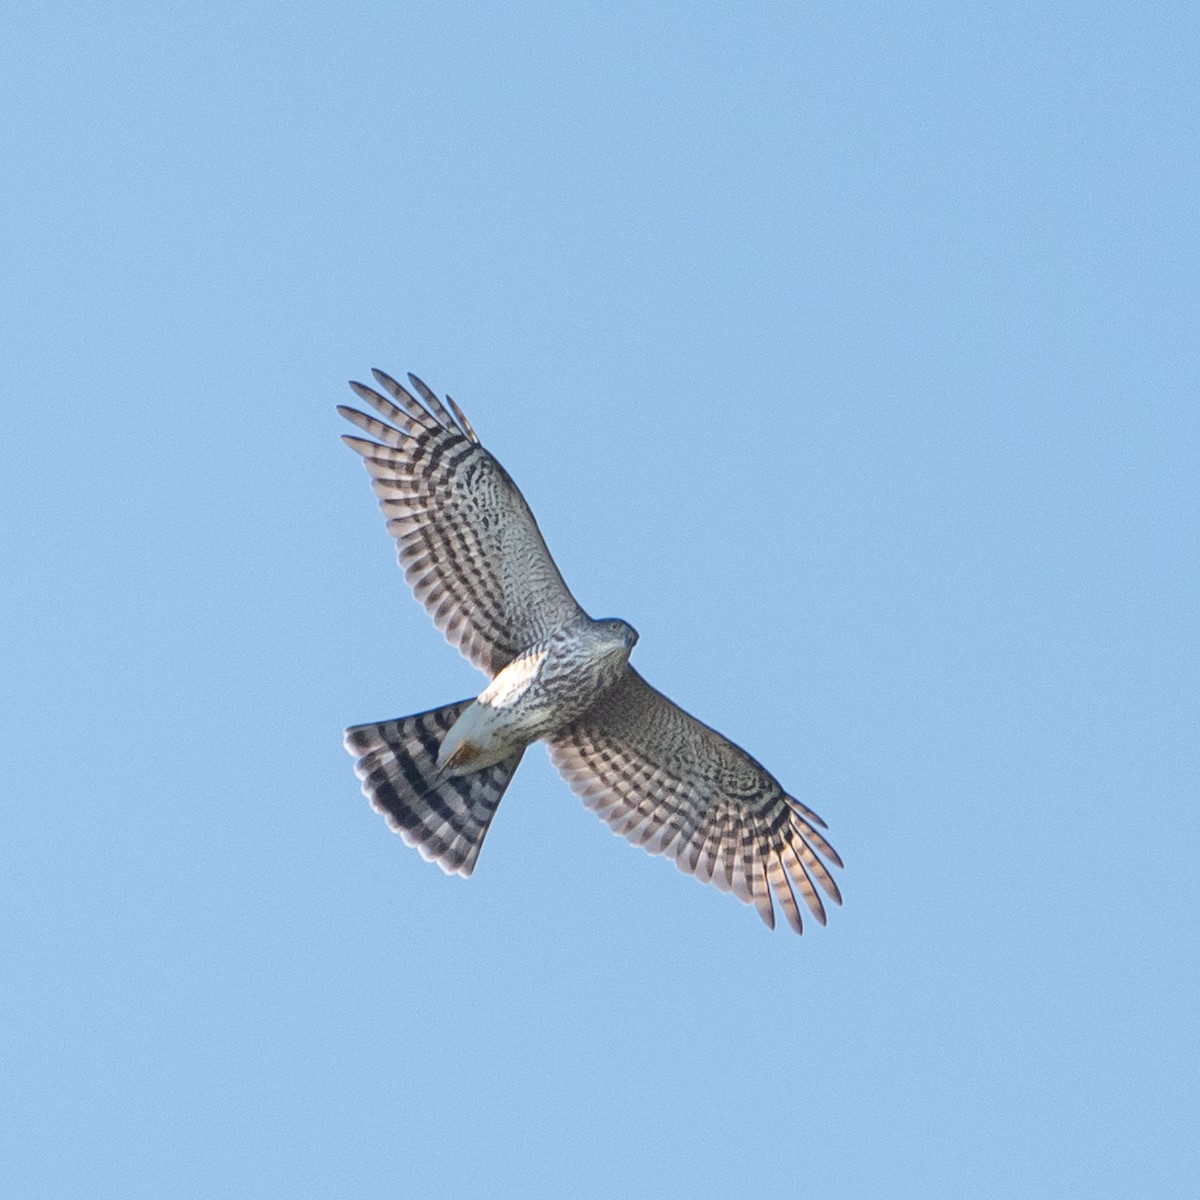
547;670;843;933
339;371;585;675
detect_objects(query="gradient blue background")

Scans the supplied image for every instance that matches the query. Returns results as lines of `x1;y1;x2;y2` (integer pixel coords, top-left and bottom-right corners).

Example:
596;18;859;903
4;4;1197;1197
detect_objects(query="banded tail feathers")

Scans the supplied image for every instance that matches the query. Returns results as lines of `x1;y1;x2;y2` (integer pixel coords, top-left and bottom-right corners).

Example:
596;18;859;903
344;702;525;877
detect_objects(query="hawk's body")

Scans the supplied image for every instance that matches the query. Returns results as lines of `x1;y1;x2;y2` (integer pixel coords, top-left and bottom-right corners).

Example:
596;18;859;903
340;370;843;933
436;616;638;773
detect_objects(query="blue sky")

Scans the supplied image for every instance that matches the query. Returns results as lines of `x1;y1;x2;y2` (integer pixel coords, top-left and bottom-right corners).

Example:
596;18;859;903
4;3;1197;1197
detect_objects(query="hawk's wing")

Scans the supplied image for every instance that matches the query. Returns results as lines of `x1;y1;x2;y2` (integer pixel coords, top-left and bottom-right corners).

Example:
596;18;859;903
546;669;843;933
340;371;585;675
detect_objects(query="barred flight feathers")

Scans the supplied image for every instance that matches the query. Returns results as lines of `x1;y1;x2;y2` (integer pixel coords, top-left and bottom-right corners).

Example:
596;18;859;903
340;370;583;675
340;370;844;936
345;702;525;877
546;670;843;933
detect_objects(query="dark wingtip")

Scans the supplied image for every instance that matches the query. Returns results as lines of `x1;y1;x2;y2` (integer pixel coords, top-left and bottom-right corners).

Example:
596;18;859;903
371;367;401;391
348;379;382;403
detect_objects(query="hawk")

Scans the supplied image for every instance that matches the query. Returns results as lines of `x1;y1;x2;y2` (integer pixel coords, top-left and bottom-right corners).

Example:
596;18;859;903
339;370;843;933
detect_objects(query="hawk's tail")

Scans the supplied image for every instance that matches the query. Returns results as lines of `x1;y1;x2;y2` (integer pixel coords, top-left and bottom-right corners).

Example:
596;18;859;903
344;701;524;877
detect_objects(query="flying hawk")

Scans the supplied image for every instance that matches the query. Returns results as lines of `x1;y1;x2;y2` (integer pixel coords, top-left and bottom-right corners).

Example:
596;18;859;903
339;370;843;933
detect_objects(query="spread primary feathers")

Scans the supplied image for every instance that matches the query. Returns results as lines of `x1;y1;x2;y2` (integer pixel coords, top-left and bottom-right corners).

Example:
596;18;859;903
340;370;842;933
